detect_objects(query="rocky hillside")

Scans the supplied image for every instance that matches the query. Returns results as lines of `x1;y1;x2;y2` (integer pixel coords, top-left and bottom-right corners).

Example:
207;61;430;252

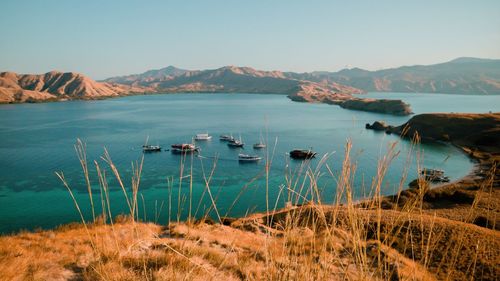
285;57;500;95
0;71;147;103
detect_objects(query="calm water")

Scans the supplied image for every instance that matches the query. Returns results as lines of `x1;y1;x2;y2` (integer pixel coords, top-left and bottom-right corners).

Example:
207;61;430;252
0;92;497;233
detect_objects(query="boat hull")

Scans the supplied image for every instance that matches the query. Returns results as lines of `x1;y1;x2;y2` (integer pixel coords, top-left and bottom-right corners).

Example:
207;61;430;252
289;150;316;159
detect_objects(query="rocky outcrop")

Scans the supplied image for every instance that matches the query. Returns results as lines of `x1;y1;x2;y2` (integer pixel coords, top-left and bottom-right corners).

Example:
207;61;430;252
339;98;412;115
365;121;394;132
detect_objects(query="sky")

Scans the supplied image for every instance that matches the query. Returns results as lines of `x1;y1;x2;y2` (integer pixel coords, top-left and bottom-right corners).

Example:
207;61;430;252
1;0;499;79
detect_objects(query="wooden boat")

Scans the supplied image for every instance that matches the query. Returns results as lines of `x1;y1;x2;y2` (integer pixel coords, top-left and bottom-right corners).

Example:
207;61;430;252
238;153;262;162
228;139;244;148
194;133;212;141
171;144;200;153
142;145;161;152
219;134;235;142
289;149;316;159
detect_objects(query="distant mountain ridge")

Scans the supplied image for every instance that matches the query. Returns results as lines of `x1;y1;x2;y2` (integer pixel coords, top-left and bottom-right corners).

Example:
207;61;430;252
285;57;500;95
105;66;188;86
103;65;363;101
104;57;500;96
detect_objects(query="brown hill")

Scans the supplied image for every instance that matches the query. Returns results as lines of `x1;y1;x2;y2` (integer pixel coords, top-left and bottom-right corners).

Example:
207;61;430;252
0;71;147;103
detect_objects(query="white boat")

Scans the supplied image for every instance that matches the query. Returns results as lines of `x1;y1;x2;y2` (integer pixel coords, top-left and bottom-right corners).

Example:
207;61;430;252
253;131;266;149
253;142;266;149
238;153;262;162
143;145;161;152
194;133;212;141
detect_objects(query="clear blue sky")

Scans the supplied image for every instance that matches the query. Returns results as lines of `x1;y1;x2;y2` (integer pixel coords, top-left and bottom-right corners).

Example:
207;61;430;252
1;0;499;79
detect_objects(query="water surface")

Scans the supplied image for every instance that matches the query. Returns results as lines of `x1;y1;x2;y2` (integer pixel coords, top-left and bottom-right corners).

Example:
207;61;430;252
1;92;494;233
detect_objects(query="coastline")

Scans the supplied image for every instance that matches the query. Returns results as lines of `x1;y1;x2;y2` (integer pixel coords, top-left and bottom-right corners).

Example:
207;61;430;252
373;113;499;227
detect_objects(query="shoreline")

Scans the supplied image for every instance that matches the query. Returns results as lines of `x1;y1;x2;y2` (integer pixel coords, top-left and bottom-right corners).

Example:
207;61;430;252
373;113;499;228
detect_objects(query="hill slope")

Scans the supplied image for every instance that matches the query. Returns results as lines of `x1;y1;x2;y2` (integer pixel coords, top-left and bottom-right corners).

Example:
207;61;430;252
0;71;147;103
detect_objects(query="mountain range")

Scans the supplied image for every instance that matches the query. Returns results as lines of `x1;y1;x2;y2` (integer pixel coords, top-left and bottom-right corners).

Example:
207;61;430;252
104;57;500;96
1;57;499;105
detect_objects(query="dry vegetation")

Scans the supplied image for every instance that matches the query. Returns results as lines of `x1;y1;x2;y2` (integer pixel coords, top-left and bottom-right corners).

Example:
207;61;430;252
1;114;499;280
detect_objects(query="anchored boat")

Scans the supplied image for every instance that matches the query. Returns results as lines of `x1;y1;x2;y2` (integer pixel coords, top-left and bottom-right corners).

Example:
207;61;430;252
142;145;161;152
171;143;200;154
228;134;244;148
253;131;266;149
194;133;212;141
228;139;244;148
289;149;317;159
253;142;266;149
238;153;262;162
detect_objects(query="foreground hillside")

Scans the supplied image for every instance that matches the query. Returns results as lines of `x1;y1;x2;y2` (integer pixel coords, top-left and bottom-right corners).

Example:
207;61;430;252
0;71;149;103
1;113;498;280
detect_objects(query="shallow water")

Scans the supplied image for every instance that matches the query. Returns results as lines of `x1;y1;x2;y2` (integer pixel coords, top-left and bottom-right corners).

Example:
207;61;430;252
1;92;496;233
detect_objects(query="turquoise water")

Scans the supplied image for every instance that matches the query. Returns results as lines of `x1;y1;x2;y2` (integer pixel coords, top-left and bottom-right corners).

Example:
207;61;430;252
1;93;495;234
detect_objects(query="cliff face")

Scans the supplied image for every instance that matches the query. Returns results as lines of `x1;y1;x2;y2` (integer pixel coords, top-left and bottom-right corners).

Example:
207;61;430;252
0;71;147;103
